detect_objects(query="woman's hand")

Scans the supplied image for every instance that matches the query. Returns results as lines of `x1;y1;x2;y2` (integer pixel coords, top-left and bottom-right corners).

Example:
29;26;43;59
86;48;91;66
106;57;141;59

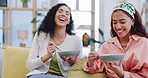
47;41;56;57
107;61;124;77
87;51;98;67
41;41;56;62
61;56;77;65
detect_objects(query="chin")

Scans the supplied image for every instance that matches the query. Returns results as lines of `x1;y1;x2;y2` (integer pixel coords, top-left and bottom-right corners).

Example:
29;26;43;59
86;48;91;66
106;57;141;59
57;24;66;27
117;34;125;38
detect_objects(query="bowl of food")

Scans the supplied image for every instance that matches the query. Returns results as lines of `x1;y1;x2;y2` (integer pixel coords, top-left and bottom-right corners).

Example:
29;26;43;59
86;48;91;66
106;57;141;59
99;54;124;61
57;50;80;57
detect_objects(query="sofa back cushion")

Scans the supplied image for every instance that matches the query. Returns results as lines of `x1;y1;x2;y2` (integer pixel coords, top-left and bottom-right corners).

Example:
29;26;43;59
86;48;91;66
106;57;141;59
2;45;30;78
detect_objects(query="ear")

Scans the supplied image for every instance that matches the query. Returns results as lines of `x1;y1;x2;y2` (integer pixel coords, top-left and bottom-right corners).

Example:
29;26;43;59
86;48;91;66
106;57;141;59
131;19;135;27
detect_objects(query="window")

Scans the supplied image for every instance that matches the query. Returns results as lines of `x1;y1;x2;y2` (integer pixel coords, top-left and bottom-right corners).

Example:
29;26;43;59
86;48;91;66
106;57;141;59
0;0;49;47
0;10;3;44
57;0;99;56
11;11;33;47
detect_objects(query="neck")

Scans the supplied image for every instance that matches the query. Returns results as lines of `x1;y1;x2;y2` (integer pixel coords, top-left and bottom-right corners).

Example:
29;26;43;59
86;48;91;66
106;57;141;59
118;34;130;44
52;28;66;45
120;38;129;44
54;28;66;39
118;36;129;49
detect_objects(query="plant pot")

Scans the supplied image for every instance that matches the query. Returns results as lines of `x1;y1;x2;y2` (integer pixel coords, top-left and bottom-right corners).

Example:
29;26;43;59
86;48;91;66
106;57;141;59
23;2;28;8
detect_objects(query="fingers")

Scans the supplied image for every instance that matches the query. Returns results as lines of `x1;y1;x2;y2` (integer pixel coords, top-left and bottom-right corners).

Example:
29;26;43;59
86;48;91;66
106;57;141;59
88;51;98;60
67;56;76;61
66;56;76;65
87;51;98;67
60;56;66;61
47;42;56;55
61;56;75;61
66;57;71;60
47;46;55;53
106;61;124;77
48;41;54;46
60;56;76;65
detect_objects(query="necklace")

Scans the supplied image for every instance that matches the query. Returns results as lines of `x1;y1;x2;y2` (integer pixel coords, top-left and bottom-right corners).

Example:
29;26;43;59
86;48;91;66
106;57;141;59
121;43;127;48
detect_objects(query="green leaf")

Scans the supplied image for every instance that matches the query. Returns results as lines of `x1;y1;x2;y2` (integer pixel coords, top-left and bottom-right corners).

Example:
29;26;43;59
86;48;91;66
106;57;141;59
31;12;44;23
37;13;44;16
98;28;103;37
98;28;105;41
21;0;30;3
31;18;40;23
88;28;105;46
89;38;104;44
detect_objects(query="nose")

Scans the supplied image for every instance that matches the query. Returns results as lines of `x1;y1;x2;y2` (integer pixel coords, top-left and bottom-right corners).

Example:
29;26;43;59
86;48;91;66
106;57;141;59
61;12;66;16
115;23;122;29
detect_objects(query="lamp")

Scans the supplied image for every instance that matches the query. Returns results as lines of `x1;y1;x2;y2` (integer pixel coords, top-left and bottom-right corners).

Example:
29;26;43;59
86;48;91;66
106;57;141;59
18;30;28;47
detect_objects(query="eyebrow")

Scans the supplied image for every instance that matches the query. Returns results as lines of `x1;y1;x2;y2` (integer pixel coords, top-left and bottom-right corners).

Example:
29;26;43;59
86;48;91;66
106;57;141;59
113;19;126;21
58;8;70;14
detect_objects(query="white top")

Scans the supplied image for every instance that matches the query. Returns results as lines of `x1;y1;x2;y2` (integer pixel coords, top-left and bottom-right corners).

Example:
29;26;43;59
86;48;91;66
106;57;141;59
26;32;83;77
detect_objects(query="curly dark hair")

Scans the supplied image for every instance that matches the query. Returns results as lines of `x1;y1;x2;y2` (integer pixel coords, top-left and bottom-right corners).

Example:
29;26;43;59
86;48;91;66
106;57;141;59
37;3;75;37
110;9;148;39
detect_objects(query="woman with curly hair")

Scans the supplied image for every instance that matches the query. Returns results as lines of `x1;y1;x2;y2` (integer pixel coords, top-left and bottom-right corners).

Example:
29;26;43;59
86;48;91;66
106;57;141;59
83;2;148;78
26;3;82;78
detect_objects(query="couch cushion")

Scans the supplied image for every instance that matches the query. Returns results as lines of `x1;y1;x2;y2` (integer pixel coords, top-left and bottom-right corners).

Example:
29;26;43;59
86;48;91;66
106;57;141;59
2;45;30;78
67;57;108;78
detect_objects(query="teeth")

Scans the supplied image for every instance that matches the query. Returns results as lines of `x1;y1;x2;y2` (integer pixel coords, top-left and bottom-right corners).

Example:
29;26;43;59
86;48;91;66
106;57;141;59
117;29;124;33
59;17;65;22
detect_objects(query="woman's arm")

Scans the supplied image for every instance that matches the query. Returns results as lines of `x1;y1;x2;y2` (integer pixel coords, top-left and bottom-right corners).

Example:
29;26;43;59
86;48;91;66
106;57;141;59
26;32;45;71
83;59;105;74
26;32;55;71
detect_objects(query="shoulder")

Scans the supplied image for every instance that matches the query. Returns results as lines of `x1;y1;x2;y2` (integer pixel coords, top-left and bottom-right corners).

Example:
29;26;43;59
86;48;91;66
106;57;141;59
132;34;148;43
99;37;117;49
138;36;148;45
34;31;49;40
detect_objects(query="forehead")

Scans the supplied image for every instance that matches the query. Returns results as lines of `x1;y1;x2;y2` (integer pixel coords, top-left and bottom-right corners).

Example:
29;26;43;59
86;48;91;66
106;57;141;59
112;10;130;20
58;5;70;12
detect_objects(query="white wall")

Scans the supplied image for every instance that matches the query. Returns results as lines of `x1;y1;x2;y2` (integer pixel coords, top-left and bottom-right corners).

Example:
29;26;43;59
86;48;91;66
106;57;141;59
99;0;117;40
127;0;141;12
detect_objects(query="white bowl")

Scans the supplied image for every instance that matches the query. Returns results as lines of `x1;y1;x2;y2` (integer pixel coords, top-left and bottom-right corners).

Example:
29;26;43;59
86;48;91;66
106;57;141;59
99;54;124;61
57;50;80;57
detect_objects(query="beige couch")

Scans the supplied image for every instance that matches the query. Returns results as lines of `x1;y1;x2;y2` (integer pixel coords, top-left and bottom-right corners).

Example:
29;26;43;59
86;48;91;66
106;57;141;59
1;45;108;78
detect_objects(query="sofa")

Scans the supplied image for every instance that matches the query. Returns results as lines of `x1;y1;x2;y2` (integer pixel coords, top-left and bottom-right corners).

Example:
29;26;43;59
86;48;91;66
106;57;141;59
0;45;108;78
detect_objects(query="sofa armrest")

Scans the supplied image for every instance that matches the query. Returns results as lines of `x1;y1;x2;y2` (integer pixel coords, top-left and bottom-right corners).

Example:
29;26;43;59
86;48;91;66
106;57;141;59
0;48;4;78
2;45;30;78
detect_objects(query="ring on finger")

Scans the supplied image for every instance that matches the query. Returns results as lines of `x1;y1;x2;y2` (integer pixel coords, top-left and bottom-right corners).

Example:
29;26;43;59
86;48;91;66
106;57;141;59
66;57;71;60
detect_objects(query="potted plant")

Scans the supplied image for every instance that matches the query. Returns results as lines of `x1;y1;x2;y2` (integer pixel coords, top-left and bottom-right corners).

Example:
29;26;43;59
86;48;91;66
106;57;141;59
21;0;30;8
89;28;105;46
31;12;44;37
